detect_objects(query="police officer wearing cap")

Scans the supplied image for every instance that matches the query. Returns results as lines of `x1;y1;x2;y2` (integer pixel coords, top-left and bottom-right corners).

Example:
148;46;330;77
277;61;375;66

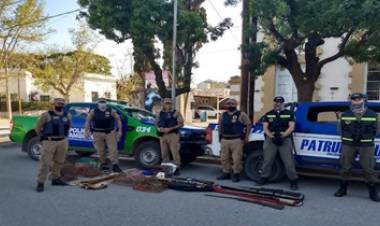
155;98;184;174
334;93;380;201
257;96;299;190
84;98;123;172
35;98;71;192
217;98;251;182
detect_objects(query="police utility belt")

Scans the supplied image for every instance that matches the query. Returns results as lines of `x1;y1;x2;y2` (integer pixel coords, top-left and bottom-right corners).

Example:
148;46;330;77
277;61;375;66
91;128;114;134
221;135;243;140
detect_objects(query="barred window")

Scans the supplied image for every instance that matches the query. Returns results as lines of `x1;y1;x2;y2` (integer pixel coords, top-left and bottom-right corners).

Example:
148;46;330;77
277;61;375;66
367;63;380;100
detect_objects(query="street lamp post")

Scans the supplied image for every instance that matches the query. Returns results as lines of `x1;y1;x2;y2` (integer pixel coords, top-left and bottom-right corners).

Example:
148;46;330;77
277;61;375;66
171;0;178;105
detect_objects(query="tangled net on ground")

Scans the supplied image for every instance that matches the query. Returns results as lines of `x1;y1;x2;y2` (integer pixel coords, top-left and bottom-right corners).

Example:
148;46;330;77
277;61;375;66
113;169;168;193
61;161;103;181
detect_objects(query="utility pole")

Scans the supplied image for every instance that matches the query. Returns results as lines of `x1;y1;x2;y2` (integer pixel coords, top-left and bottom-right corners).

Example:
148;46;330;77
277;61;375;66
240;0;249;113
248;16;257;120
171;0;178;105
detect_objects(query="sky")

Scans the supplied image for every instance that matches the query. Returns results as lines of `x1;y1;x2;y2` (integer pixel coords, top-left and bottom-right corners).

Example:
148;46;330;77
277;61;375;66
38;0;242;84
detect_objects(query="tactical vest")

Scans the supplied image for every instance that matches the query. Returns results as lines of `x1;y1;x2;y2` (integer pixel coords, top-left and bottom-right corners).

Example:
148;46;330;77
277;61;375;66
91;108;115;132
158;110;178;133
341;109;377;146
266;110;293;134
221;111;245;139
42;111;70;137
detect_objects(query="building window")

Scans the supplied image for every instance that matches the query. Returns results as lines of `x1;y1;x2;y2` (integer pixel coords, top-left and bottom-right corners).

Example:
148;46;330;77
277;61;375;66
367;63;380;100
40;95;50;102
91;92;99;102
275;67;298;102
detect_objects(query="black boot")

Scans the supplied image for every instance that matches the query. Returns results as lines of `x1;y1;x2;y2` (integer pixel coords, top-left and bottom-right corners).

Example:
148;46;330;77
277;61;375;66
334;181;348;197
52;178;67;186
217;172;231;180
36;183;44;192
112;164;123;173
367;184;380;202
174;169;181;176
256;177;268;186
231;173;240;183
100;163;109;171
290;180;299;190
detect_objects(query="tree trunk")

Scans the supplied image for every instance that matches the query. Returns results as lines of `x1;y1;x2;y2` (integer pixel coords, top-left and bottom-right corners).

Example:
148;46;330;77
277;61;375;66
63;93;70;102
295;81;315;102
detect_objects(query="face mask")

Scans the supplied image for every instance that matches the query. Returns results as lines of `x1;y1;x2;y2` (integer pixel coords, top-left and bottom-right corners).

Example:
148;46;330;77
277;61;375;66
98;103;107;111
351;102;365;112
228;106;236;112
55;106;64;112
273;103;284;111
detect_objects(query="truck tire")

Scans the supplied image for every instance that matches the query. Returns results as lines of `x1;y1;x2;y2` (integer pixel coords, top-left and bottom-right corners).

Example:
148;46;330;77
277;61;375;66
26;136;42;161
134;141;161;169
244;151;285;182
75;151;94;158
181;154;197;165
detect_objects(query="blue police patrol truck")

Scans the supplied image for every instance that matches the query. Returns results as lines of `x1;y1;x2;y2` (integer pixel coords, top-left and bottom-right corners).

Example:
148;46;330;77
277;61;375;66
206;101;380;181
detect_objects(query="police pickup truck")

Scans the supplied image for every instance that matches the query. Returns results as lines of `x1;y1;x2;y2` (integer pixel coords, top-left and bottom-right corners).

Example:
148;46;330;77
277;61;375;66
206;101;380;182
9;102;206;168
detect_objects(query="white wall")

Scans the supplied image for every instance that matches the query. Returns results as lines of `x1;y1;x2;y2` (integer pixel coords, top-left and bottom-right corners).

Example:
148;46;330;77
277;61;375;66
83;74;117;102
317;38;352;101
0;71;117;103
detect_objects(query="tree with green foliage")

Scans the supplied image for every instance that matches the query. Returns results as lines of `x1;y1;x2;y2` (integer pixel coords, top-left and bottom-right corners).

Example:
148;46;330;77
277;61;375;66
29;24;111;101
116;73;144;103
30;50;111;101
79;0;232;98
0;0;46;118
226;0;380;101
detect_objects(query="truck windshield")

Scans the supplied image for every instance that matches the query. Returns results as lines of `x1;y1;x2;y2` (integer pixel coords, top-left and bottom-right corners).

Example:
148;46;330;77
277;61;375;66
124;108;156;121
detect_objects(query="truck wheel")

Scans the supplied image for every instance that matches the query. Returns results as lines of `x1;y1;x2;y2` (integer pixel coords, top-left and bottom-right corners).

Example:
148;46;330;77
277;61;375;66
26;136;42;161
135;141;161;169
181;154;197;165
75;151;94;158
244;151;285;182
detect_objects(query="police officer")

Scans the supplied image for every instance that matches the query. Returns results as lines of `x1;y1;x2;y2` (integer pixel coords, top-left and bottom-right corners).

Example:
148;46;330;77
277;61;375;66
84;98;123;172
334;93;380;201
257;96;298;190
217;98;251;182
35;98;71;192
155;98;184;174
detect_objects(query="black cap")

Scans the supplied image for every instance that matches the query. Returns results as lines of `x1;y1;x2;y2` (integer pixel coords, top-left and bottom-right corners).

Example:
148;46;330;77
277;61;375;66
350;93;366;100
273;96;285;103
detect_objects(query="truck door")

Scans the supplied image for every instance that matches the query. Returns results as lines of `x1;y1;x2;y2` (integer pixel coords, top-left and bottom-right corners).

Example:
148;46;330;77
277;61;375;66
66;104;95;149
292;104;346;169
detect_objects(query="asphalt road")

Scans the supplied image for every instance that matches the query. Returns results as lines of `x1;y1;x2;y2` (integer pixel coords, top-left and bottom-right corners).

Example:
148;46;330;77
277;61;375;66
1;141;379;226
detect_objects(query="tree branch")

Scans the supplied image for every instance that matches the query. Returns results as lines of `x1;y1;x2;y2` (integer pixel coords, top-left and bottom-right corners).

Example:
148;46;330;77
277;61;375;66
277;56;289;69
317;29;354;69
268;19;286;43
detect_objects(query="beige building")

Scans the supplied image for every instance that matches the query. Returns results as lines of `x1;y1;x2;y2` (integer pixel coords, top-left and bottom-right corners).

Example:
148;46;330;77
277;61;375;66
0;70;117;103
225;38;377;122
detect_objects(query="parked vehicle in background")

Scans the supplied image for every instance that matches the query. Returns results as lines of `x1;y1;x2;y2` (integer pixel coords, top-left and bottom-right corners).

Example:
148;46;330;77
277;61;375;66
9;102;207;168
194;105;218;119
206;101;380;182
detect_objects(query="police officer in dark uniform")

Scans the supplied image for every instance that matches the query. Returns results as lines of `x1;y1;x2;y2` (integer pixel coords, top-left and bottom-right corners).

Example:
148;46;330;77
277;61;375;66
84;98;123;172
35;98;71;192
257;96;298;190
334;93;380;202
155;98;184;173
217;98;251;182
